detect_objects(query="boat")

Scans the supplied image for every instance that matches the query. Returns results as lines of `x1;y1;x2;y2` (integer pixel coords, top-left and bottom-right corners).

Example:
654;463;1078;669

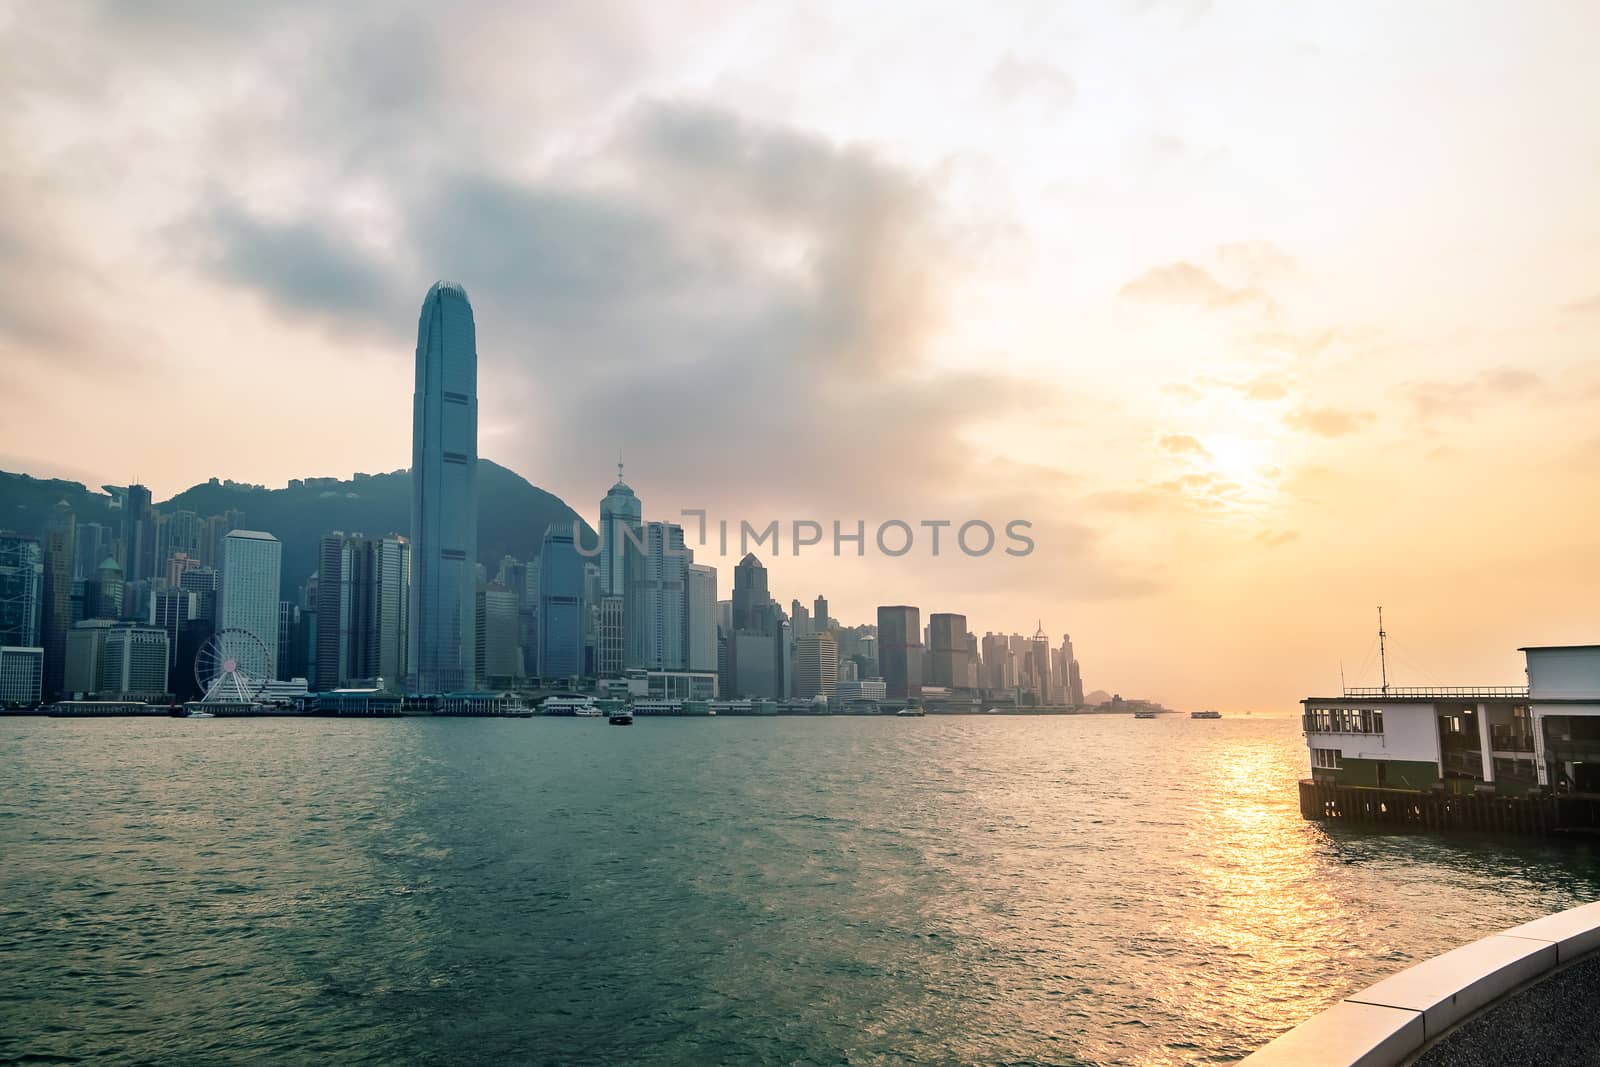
186;709;216;719
1134;710;1159;719
895;707;926;717
543;695;602;717
1191;710;1222;719
608;711;634;726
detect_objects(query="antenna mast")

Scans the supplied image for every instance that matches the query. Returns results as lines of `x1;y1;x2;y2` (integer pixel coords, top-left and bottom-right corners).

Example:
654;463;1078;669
1378;606;1389;694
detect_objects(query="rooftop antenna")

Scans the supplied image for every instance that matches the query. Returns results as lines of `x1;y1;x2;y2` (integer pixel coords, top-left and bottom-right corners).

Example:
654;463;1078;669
1340;659;1347;694
617;447;624;483
1378;606;1389;694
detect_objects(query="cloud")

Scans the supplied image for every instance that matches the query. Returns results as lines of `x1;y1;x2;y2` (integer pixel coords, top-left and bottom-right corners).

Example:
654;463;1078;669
988;54;1076;110
1284;407;1374;438
1120;261;1269;310
1256;530;1298;548
1563;293;1600;315
1158;433;1211;457
1405;367;1544;420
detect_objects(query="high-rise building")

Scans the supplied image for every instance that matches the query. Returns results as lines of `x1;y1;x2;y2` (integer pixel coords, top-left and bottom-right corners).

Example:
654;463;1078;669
685;564;718;675
0;646;43;706
409;280;478;693
150;586;197;672
598;468;642;663
476;583;523;685
71;522;110;582
813;595;829;632
633;522;687;670
218;530;282;681
928;613;969;689
314;532;410;689
40;504;75;699
981;632;1012;690
86;557;124;620
596;595;625;678
124;484;154;585
731;554;771;633
0;534;43;649
877;605;923;700
156;510;204;578
795;631;838;701
791;599;811;637
1029;622;1053;703
538;525;584;681
1061;634;1085;706
65;620;168;698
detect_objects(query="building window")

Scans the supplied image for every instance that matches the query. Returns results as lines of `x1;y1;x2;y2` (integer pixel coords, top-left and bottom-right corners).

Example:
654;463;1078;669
1311;747;1342;770
1303;707;1384;736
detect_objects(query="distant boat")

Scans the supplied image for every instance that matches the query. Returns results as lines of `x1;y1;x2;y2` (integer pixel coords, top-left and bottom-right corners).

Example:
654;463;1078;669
608;711;634;726
1134;710;1159;719
896;707;926;717
186;709;216;719
1191;710;1222;719
544;695;602;717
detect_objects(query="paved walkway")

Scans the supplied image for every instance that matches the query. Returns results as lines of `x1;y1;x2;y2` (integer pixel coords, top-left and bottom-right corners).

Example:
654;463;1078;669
1414;952;1600;1066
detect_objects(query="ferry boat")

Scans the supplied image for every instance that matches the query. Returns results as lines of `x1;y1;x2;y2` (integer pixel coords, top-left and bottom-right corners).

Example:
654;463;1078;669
1191;710;1222;719
608;710;634;726
186;709;216;719
1134;710;1159;719
895;707;926;717
543;695;602;717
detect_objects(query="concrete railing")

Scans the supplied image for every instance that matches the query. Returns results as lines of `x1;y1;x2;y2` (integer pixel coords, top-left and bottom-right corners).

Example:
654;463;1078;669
1239;900;1600;1065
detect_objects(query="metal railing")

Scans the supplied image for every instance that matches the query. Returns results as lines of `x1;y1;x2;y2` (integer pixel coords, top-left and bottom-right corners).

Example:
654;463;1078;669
1339;685;1529;699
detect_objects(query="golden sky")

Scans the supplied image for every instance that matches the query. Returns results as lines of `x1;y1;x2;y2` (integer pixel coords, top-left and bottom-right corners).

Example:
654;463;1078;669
1;2;1596;711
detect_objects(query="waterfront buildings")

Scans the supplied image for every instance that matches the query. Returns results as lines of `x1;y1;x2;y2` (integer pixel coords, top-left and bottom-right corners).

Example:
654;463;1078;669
0;646;43;705
63;619;169;700
539;525;584;681
477;582;523;684
836;677;887;704
218;530;282;681
794;630;839;701
0;533;42;649
685;563;718;676
314;532;411;689
731;554;771;633
814;595;828;633
409;280;479;693
877;605;923;700
1301;644;1600;795
633;522;687;671
40;505;75;699
597;469;642;671
927;613;969;690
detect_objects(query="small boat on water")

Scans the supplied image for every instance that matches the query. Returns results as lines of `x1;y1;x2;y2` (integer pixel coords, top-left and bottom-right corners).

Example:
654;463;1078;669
608;711;634;726
1191;710;1222;719
544;695;603;717
1134;710;1159;719
186;709;216;719
895;707;926;717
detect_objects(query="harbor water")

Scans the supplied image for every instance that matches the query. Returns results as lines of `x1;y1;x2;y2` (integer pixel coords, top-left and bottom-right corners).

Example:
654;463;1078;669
4;714;1600;1065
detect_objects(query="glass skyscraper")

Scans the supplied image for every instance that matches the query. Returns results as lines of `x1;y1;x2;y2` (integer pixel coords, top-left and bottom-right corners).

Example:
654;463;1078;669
409;281;479;693
538;526;584;681
218;530;282;681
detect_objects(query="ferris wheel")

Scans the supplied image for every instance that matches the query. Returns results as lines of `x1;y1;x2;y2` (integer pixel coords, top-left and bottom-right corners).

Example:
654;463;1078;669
195;628;271;704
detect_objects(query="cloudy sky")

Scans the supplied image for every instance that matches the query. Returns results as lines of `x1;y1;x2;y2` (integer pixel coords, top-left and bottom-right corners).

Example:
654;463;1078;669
2;1;1597;710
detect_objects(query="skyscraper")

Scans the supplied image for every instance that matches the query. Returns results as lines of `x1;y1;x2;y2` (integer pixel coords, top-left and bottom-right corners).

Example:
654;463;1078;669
315;532;412;690
928;613;969;689
633;522;687;670
476;582;523;685
124;483;154;585
40;504;75;699
538;525;584;681
813;594;828;632
685;563;718;675
218;530;282;681
877;606;923;701
410;280;479;693
0;533;43;648
731;554;771;633
795;630;838;701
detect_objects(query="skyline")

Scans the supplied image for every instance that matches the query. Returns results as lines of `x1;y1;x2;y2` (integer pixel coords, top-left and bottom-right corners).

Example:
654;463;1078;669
2;3;1598;710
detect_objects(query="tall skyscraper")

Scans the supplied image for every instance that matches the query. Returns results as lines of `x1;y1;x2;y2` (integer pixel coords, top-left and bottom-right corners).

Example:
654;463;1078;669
1029;622;1054;703
218;530;282;681
685;563;718;675
928;613;969;689
40;504;75;699
315;532;411;690
409;280;478;693
877;605;923;701
0;533;43;648
476;583;523;685
538;525;584;681
731;554;771;633
124;484;154;585
813;595;829;632
633;521;687;670
1061;633;1085;706
795;631;838;701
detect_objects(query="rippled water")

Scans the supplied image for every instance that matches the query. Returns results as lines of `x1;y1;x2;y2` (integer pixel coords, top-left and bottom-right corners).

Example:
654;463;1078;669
4;714;1600;1065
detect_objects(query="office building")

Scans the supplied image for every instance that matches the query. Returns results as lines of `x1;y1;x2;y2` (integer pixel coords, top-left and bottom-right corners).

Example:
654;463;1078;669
0;646;43;705
685;563;718;675
539;525;584;681
64;620;168;699
150;586;197;670
124;483;154;585
795;630;839;701
877;606;923;700
814;595;828;632
632;522;687;670
71;522;111;582
598;467;643;660
731;553;772;633
218;530;282;681
928;613;969;689
0;533;43;648
40;504;75;699
836;677;887;704
476;582;523;684
409;280;478;693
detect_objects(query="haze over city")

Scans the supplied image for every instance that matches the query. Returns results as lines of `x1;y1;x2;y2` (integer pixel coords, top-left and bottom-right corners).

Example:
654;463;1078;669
2;2;1597;711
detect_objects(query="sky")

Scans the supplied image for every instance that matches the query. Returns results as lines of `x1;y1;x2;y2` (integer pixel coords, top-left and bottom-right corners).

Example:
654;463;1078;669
1;1;1597;712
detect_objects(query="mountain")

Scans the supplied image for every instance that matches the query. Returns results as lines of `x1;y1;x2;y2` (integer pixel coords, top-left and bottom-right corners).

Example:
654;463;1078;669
0;460;594;598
